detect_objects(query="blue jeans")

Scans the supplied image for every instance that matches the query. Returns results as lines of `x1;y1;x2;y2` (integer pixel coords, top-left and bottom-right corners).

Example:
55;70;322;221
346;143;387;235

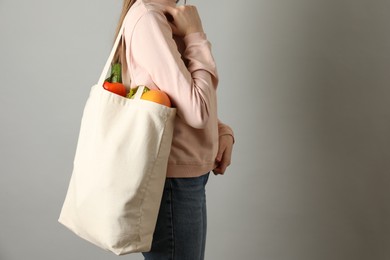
142;172;210;260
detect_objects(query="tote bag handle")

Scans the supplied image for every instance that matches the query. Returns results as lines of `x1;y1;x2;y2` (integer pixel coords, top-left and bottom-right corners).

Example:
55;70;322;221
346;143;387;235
97;22;126;88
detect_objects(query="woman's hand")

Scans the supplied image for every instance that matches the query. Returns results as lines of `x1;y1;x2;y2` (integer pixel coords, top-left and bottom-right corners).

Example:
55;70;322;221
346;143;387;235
213;135;234;175
164;5;204;36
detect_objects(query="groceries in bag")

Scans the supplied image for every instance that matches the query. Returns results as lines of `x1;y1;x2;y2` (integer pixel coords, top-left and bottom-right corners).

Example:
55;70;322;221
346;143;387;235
103;63;171;107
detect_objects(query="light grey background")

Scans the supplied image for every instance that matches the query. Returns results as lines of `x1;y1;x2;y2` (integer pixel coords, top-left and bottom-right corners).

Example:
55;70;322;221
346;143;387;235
0;0;389;259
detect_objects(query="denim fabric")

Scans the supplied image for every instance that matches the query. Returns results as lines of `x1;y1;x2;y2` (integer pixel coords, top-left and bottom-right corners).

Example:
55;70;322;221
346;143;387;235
142;172;210;260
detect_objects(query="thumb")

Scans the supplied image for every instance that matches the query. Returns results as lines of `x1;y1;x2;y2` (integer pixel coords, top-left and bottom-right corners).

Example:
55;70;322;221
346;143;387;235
163;5;176;21
163;7;179;34
216;146;225;162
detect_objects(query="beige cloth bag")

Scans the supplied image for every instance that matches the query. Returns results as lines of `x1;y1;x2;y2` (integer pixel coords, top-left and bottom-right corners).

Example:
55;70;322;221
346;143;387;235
58;22;176;255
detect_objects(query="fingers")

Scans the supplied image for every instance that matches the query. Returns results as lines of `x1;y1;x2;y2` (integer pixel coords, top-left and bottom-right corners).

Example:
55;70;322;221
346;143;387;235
163;5;193;14
213;157;231;175
213;149;232;175
215;142;226;163
162;5;203;36
162;5;176;16
213;164;227;175
213;135;233;175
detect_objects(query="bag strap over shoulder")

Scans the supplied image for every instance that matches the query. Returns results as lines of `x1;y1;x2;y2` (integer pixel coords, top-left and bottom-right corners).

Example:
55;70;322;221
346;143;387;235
97;22;126;88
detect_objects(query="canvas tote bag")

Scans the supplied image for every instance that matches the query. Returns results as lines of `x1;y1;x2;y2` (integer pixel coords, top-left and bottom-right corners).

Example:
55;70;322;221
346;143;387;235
58;21;176;255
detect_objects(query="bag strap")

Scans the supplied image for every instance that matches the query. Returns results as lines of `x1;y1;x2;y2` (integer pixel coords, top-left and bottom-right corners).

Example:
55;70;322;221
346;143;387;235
97;22;126;88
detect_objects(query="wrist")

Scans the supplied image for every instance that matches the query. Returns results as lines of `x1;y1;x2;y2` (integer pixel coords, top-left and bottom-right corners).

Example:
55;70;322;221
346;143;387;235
185;27;204;36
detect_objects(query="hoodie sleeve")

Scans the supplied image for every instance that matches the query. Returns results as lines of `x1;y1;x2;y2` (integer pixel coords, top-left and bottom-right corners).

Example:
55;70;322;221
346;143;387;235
129;10;218;129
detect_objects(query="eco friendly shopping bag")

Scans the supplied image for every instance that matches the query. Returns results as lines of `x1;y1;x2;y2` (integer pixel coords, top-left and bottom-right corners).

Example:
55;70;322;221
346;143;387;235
58;21;176;255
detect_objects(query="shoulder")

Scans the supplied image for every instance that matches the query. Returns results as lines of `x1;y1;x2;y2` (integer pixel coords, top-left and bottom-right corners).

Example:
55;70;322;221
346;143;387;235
126;0;168;22
124;0;170;32
142;0;166;13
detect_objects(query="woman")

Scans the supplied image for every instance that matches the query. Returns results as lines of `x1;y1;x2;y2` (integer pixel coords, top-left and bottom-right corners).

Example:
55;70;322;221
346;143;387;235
114;0;234;259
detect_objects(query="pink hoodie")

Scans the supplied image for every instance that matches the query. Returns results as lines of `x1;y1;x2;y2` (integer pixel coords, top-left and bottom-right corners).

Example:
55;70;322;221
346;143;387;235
122;0;234;178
